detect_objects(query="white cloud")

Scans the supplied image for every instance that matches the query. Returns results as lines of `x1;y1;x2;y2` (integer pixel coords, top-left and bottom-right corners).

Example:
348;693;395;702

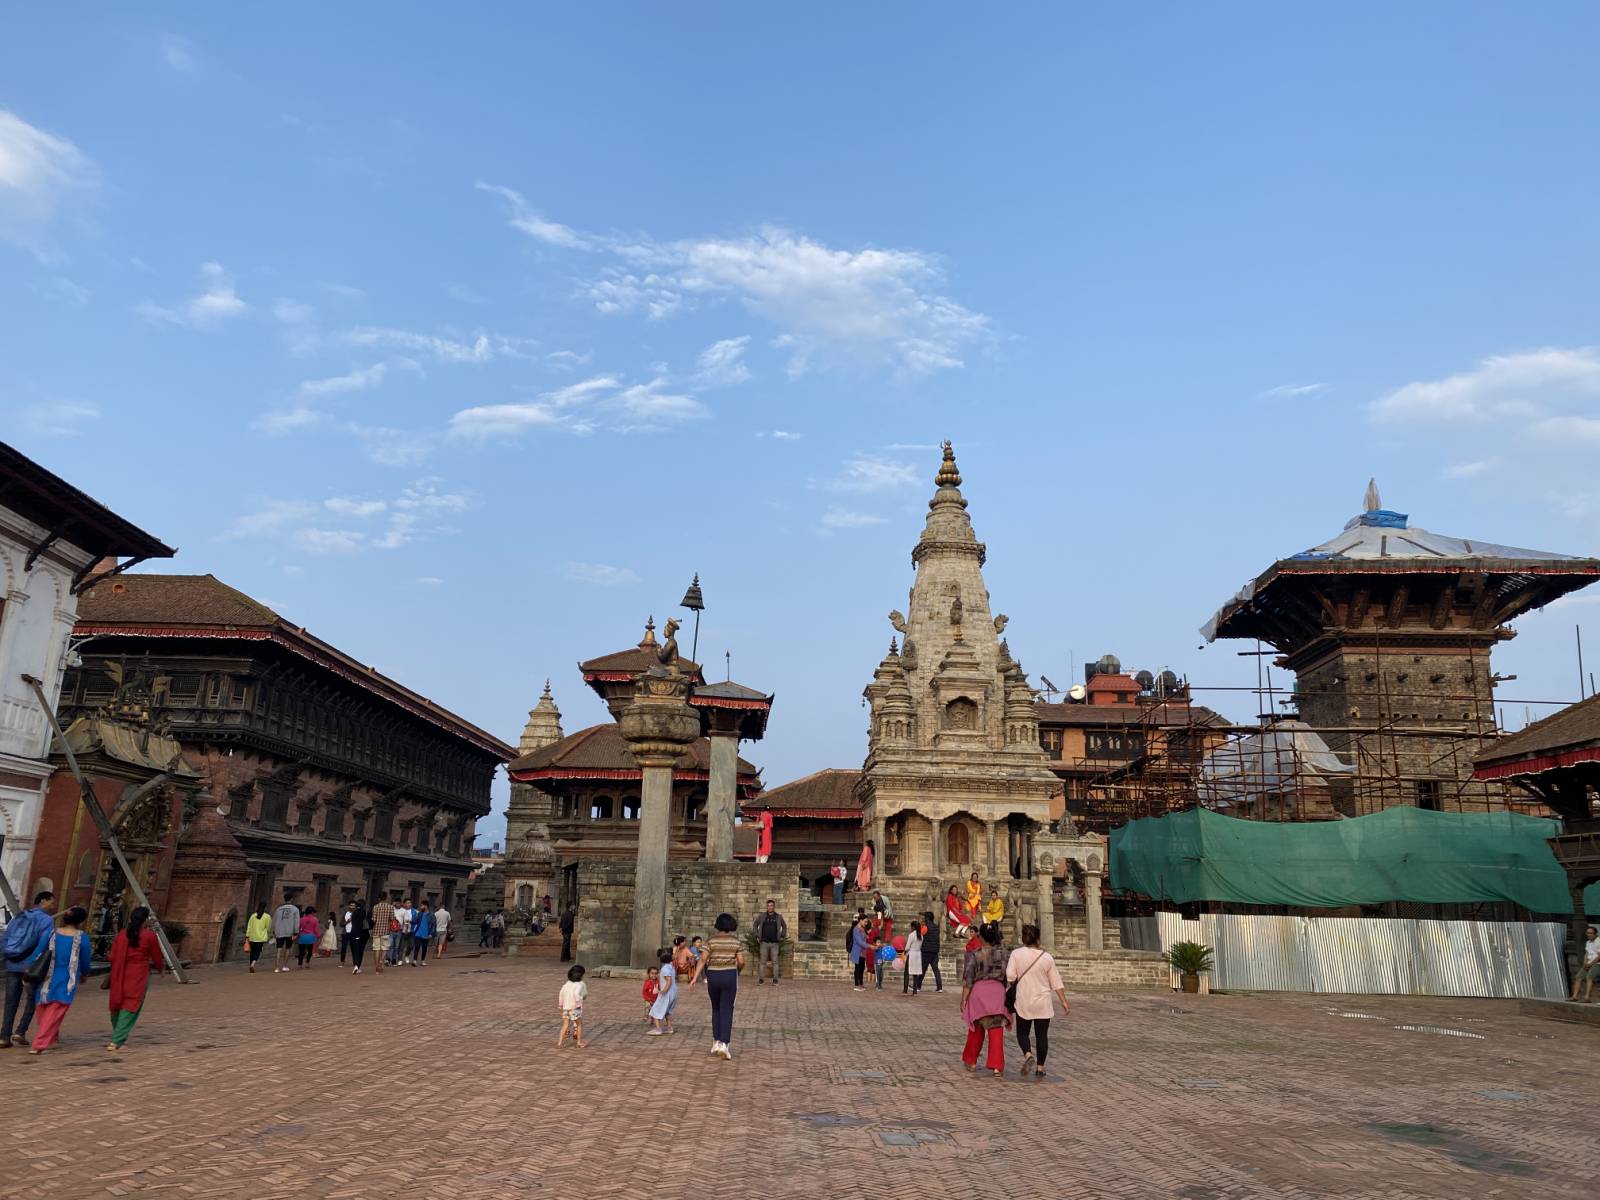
448;283;487;304
139;261;248;329
817;454;919;492
479;189;988;376
343;325;531;363
218;481;467;553
253;405;328;434
1442;458;1499;479
282;564;306;576
1371;348;1600;423
17;399;99;437
820;506;888;529
161;34;196;73
0;109;97;257
416;576;445;585
298;362;393;398
31;276;90;307
350;425;436;466
695;336;751;387
273;298;313;324
563;561;641;586
1532;415;1600;444
1260;382;1328;400
477;182;592;249
757;430;803;440
323;497;387;518
448;372;703;440
546;350;591;369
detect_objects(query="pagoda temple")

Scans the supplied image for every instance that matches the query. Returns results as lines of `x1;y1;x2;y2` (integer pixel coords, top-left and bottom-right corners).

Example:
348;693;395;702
1204;482;1600;813
855;442;1059;879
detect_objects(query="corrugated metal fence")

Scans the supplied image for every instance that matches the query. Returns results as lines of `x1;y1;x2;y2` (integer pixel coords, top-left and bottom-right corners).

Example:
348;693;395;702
1119;913;1566;999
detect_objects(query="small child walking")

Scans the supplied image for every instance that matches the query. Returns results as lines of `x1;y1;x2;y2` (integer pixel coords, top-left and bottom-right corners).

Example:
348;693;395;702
642;965;660;1022
558;964;589;1049
647;948;677;1035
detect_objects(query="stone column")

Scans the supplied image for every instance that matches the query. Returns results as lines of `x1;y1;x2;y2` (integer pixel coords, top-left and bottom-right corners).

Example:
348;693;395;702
1035;853;1056;953
704;731;739;862
930;816;943;876
985;820;998;878
619;666;699;969
1083;852;1105;952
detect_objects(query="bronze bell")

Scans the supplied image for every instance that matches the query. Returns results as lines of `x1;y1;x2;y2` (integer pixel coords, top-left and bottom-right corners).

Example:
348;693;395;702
679;573;704;612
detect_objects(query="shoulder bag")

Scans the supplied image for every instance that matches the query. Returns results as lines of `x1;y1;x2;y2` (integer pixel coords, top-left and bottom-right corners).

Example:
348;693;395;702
22;934;55;985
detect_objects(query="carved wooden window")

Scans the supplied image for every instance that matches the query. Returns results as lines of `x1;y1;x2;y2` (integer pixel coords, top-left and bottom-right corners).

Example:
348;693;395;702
621;795;642;820
372;807;394;844
260;786;291;828
231;679;250;707
1039;728;1064;758
590;795;615;821
205;675;222;707
1086;730;1143;760
684;792;704;822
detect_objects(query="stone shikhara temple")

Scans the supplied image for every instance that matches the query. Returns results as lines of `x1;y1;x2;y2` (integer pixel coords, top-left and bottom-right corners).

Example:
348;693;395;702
513;444;1165;984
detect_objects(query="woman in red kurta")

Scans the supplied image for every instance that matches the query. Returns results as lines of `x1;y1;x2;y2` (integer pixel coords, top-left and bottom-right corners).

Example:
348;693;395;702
106;906;163;1052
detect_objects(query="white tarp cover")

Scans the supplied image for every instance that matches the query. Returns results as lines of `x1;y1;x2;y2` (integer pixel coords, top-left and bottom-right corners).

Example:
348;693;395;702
1198;720;1352;808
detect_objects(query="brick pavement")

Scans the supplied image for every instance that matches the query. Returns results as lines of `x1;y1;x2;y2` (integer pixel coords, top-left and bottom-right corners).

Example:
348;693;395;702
2;953;1596;1199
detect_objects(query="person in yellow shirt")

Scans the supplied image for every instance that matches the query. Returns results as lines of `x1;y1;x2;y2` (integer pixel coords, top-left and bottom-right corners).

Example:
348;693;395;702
244;902;273;974
983;886;1005;927
965;872;983;918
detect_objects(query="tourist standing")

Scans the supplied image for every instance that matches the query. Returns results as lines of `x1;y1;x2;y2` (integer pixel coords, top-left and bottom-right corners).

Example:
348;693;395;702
850;915;871;991
389;899;413;966
413;902;434;965
339;901;356;964
831;860;847;904
754;810;773;863
318;912;340;958
960;923;1012;1077
479;910;493;949
559;905;576;962
345;900;371;974
1007;923;1068;1079
244;902;272;974
901;919;924;996
856;838;875;893
434;903;451;957
1573;924;1600;1003
921;911;944;993
370;894;396;974
868;914;890;989
105;906;163;1052
29;905;92;1054
296;907;320;968
647;948;678;1035
753;899;786;986
1;889;57;1048
558;964;589;1049
693;913;746;1060
272;891;301;974
490;909;506;949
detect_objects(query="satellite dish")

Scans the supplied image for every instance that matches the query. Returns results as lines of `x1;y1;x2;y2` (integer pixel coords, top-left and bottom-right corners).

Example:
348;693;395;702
1068;683;1088;703
1134;669;1155;692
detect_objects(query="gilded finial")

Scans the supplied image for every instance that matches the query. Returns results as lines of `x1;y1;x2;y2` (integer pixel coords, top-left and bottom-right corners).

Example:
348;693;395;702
640;615;657;647
935;439;962;488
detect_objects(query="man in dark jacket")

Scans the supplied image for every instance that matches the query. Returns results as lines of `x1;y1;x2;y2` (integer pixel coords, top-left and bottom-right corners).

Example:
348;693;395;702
753;900;788;986
559;905;576;961
919;910;943;993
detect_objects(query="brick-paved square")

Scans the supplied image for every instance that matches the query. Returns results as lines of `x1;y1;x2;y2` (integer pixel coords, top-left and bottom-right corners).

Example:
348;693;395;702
5;955;1596;1199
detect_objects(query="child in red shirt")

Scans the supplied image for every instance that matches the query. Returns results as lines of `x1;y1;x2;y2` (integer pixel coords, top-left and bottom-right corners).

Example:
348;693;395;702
642;965;660;1022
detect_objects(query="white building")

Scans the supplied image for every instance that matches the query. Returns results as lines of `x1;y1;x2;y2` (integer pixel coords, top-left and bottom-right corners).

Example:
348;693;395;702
0;443;171;908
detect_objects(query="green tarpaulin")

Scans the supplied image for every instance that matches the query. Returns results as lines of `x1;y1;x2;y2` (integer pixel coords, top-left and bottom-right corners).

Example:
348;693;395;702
1109;806;1572;913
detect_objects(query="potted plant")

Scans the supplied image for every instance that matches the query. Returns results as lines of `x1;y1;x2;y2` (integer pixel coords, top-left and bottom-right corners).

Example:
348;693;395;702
1166;941;1214;994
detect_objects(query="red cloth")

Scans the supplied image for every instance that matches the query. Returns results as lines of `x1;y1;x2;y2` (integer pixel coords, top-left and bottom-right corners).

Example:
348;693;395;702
642;978;660;1003
962;1025;1006;1071
108;928;162;1014
757;812;773;858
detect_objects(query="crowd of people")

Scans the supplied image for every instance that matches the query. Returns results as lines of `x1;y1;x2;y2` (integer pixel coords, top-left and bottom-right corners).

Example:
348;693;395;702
243;891;455;976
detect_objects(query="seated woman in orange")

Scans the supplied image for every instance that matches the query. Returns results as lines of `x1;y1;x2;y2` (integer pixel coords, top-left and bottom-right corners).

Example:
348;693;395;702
965;872;983;918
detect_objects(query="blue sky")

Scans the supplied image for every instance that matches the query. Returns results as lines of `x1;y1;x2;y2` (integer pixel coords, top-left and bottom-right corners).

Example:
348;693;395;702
5;7;1600;843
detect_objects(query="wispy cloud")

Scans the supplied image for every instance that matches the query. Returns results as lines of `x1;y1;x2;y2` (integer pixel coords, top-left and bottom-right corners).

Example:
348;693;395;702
252;405;328;434
1259;382;1328;400
30;276;90;308
479;186;988;377
1370;348;1600;423
563;561;641;586
1442;458;1498;480
17;399;99;437
160;34;196;73
820;506;888;530
298;361;407;398
477;182;592;250
416;576;445;585
694;336;751;387
546;350;591;370
815;454;918;493
138;261;248;329
756;430;803;440
448;372;705;440
343;325;532;363
0;109;97;258
1532;415;1600;444
218;479;468;554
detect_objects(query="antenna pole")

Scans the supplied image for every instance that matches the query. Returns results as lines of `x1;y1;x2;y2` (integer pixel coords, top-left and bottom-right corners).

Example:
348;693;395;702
1578;624;1587;700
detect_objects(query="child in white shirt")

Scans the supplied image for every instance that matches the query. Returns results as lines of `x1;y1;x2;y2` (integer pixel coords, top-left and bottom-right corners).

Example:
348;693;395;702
558;964;589;1048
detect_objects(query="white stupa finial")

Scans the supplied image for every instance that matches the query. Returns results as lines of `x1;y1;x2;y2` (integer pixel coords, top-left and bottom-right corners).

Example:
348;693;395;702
1364;478;1381;512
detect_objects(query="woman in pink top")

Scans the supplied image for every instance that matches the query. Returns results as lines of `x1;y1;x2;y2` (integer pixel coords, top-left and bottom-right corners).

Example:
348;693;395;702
1005;923;1069;1079
296;908;321;969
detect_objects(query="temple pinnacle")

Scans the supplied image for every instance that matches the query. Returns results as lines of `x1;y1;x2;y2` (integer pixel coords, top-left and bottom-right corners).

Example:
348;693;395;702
1364;477;1381;513
935;439;962;488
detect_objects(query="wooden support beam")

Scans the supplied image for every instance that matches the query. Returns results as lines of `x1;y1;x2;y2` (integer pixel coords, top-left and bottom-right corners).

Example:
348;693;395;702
1430;583;1454;630
1384;584;1410;630
1349;587;1372;629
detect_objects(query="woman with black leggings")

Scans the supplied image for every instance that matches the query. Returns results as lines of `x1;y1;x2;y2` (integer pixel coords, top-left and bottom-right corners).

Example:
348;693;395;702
692;913;747;1060
345;900;371;975
1005;923;1069;1079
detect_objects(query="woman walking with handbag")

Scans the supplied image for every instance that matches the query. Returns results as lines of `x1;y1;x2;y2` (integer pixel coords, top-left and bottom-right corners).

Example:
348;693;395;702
29;905;93;1054
105;906;163;1052
1005;923;1068;1079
